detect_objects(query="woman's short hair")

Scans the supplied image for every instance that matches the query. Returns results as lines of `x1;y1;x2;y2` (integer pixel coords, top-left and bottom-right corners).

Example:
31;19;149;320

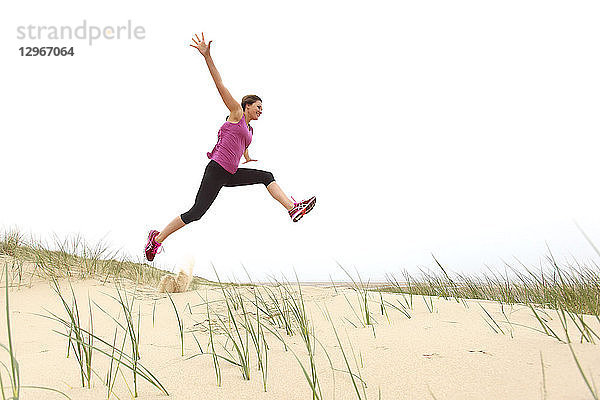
241;95;262;111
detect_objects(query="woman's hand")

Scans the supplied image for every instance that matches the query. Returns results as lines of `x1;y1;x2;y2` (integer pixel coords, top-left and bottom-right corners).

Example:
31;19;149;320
243;149;257;164
190;32;212;58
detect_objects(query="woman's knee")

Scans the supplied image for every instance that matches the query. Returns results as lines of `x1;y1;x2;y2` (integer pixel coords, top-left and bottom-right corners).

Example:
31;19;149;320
263;171;275;187
179;212;193;225
180;208;206;224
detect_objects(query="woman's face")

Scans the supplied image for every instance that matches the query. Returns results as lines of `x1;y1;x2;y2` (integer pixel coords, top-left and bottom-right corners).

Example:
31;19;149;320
246;101;262;121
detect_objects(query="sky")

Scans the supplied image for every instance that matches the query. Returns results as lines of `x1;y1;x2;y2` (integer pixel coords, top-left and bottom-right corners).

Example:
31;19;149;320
1;0;600;282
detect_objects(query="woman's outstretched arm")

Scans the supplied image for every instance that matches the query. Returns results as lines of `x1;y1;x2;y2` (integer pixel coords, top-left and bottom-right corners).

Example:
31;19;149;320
190;33;242;117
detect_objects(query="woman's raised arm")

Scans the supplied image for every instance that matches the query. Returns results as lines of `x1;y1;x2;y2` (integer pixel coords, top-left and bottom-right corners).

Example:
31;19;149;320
190;33;242;117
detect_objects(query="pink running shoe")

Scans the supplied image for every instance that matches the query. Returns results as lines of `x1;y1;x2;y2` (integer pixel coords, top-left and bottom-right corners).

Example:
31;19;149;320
288;196;317;222
144;230;163;261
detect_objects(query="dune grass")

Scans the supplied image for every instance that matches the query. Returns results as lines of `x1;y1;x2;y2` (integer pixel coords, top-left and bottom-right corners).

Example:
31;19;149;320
1;262;21;400
379;248;600;345
112;284;142;397
324;306;367;400
241;269;270;391
206;301;222;386
215;274;252;381
1;264;71;399
188;271;336;399
338;264;375;328
381;248;600;317
0;227;212;289
166;292;185;357
40;279;169;398
105;322;128;399
280;272;323;400
250;274;324;400
47;277;95;388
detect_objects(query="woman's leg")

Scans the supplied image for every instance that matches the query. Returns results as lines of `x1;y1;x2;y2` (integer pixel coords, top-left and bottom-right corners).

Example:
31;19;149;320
157;161;229;243
226;168;294;210
266;181;294;211
155;216;185;243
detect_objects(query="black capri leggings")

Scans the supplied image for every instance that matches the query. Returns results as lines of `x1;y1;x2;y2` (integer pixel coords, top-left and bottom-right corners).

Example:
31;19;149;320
180;160;276;224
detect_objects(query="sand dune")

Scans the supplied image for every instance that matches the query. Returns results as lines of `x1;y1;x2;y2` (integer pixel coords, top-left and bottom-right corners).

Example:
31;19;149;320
1;256;599;399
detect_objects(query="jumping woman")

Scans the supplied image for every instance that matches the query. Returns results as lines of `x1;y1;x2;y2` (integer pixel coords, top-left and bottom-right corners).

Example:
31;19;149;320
144;32;317;262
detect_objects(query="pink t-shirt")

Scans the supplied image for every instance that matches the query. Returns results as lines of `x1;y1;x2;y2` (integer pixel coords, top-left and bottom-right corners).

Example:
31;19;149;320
207;114;253;174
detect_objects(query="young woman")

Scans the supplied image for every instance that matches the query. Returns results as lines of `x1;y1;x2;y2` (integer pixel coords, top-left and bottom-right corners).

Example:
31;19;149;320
144;33;316;262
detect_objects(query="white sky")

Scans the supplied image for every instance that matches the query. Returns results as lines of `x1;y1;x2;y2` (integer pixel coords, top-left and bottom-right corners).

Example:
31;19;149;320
1;0;600;282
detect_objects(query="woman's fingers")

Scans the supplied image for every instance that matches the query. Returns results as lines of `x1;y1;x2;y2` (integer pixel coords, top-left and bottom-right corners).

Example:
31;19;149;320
190;33;210;54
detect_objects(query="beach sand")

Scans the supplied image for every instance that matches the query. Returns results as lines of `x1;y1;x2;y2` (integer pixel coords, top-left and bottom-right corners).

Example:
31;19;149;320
1;256;599;399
